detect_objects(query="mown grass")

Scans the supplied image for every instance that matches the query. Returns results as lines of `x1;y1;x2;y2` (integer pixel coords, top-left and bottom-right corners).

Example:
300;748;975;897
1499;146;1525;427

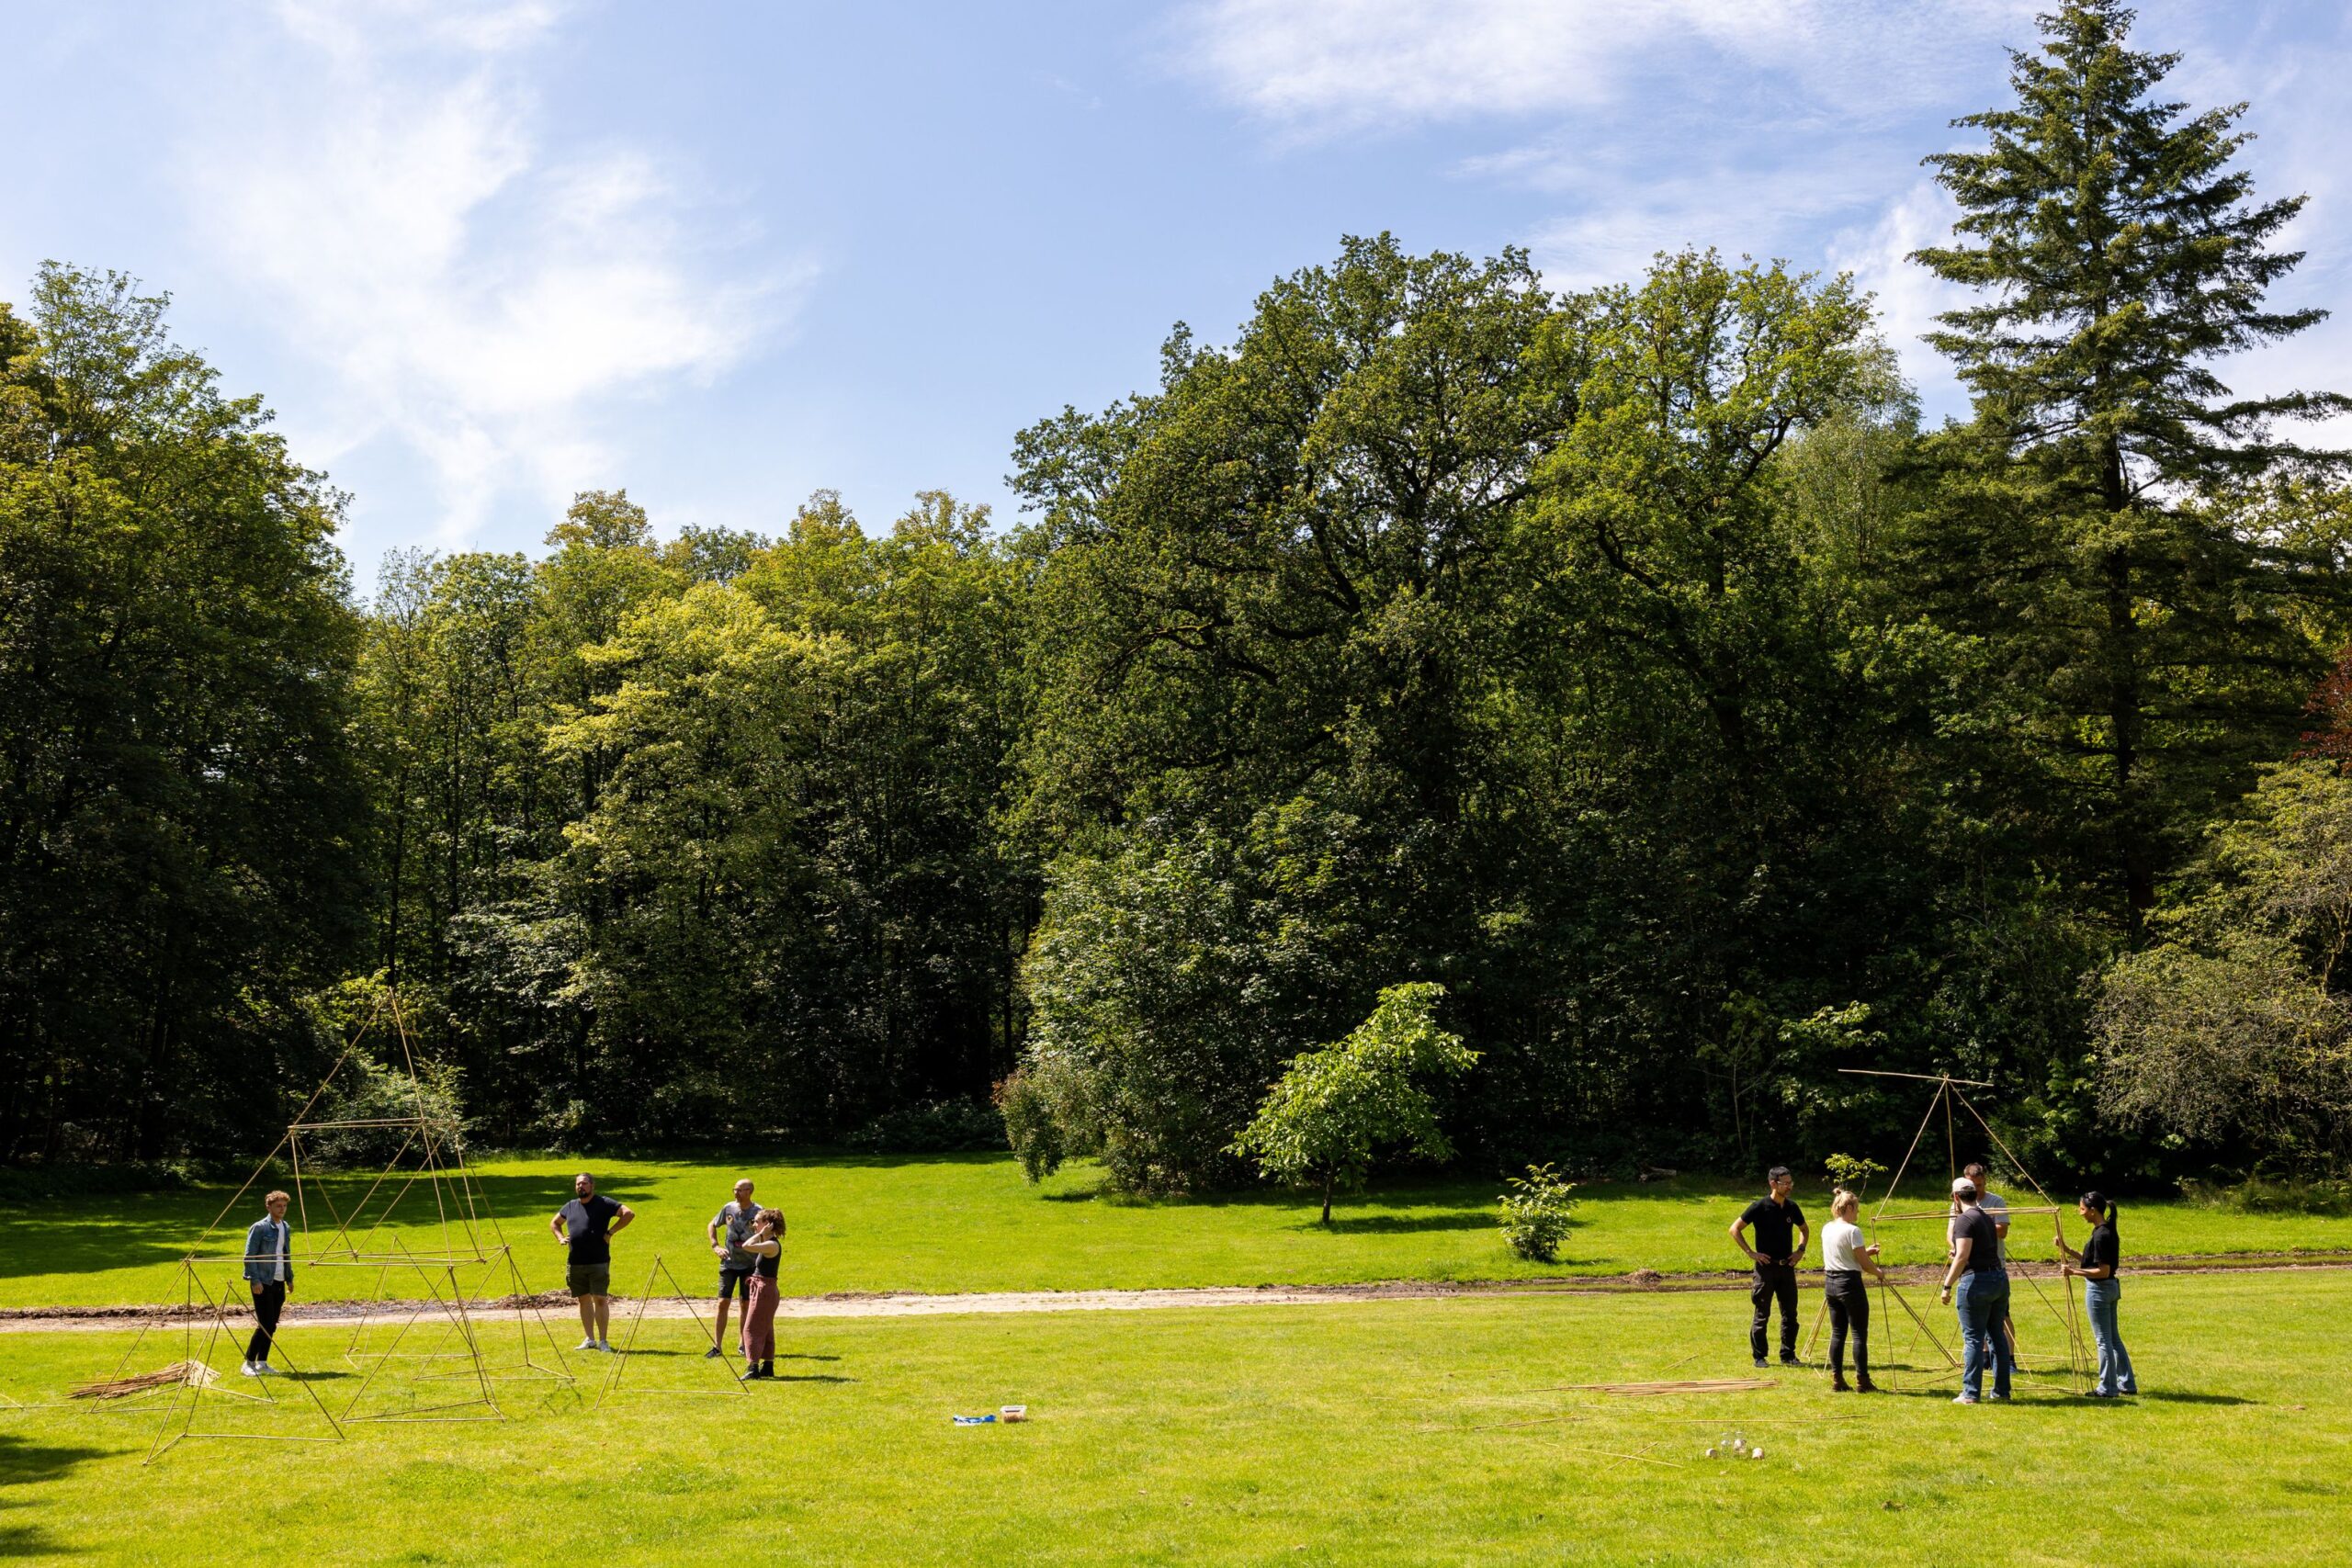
0;1269;2345;1565
5;1151;2349;1309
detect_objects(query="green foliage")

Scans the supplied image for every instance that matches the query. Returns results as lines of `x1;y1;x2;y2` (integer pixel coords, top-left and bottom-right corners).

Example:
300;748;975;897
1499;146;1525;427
994;1068;1065;1183
12;5;2352;1187
2092;761;2352;1175
1229;983;1477;1223
1017;802;1409;1194
842;1099;1008;1155
1497;1163;1578;1262
1822;1153;1886;1198
354;488;1035;1145
1905;0;2352;926
2177;1174;2352;1218
0;267;364;1163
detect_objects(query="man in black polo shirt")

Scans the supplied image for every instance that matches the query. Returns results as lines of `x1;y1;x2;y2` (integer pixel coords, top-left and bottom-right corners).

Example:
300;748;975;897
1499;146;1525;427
1728;1167;1808;1369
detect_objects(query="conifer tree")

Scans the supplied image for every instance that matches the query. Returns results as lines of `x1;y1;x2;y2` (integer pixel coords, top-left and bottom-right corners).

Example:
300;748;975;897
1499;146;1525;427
1909;0;2351;929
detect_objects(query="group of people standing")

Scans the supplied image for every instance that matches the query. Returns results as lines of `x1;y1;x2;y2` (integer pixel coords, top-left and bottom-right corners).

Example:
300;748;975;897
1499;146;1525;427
1730;1163;2137;1401
548;1170;786;1379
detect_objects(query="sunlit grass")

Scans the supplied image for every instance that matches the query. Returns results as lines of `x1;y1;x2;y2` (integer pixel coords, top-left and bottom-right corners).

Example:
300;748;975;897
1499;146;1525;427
5;1152;2347;1310
0;1269;2345;1565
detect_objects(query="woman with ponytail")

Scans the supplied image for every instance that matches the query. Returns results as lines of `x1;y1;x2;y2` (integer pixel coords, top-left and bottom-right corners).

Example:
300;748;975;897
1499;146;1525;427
2057;1192;2136;1397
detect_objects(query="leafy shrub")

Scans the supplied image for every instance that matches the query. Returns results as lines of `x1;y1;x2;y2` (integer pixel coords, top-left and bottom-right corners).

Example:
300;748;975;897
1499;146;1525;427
843;1099;1007;1154
994;1068;1066;1182
1498;1163;1578;1262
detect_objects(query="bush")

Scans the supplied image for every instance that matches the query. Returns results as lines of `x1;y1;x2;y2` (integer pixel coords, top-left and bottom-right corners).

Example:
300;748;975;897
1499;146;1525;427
1498;1163;1578;1262
842;1099;1007;1155
994;1068;1066;1182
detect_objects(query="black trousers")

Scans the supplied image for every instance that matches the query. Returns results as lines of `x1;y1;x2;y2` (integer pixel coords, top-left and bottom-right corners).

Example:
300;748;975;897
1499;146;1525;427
1749;1262;1798;1360
1825;1269;1870;1379
247;1281;287;1364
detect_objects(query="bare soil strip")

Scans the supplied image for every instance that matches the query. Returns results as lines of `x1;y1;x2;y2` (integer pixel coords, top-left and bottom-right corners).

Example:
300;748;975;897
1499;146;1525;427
4;1251;2347;1335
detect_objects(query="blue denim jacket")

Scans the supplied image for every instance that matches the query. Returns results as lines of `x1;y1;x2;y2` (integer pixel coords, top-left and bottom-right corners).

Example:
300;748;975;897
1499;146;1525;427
243;1217;294;1288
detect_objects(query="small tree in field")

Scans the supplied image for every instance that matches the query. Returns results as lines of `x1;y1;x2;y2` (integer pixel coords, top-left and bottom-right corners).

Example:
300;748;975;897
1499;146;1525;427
1229;983;1477;1224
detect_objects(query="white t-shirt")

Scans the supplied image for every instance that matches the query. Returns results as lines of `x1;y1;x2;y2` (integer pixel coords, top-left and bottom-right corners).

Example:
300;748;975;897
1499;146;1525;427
1821;1218;1867;1272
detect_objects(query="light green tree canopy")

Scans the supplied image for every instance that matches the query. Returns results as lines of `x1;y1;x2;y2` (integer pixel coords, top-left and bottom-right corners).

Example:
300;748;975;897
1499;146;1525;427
1229;982;1477;1223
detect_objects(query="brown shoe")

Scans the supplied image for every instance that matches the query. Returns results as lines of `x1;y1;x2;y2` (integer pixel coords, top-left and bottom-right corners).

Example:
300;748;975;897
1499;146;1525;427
1855;1376;1879;1393
1831;1377;1851;1393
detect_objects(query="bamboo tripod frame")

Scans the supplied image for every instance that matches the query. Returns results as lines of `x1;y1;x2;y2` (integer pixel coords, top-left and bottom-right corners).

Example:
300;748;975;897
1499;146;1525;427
1816;1069;2093;1394
594;1256;754;1406
96;988;580;1461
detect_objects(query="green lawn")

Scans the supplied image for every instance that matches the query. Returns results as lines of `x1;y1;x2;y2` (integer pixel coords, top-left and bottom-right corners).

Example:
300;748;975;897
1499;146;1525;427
6;1152;2349;1310
0;1269;2345;1564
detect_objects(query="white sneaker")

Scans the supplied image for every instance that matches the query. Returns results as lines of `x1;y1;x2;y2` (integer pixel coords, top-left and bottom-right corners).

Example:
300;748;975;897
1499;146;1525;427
578;1337;600;1352
239;1361;260;1377
595;1339;616;1353
254;1362;278;1376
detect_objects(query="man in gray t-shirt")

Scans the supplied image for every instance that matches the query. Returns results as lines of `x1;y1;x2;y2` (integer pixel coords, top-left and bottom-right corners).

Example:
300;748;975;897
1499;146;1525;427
707;1178;759;1358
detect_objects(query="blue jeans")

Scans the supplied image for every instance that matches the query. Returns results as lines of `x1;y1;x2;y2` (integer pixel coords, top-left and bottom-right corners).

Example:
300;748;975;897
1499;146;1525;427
1955;1273;2012;1400
2083;1278;2136;1395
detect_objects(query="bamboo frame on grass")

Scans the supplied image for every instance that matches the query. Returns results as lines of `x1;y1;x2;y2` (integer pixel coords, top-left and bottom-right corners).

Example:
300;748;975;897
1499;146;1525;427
1838;1069;2092;1394
594;1256;754;1404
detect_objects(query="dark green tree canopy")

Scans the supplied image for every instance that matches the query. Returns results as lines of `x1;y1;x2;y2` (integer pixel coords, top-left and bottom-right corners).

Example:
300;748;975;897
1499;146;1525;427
1915;0;2348;494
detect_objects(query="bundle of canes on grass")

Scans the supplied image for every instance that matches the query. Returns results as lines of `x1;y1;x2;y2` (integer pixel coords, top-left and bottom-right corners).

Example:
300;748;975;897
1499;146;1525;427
71;1361;221;1400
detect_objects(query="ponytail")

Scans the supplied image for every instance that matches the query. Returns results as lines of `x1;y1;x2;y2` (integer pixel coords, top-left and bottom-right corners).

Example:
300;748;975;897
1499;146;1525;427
2081;1190;2113;1231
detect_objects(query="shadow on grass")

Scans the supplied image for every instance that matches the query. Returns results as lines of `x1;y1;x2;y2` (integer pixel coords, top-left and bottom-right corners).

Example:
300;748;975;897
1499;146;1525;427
2129;1390;2251;1405
0;1169;674;1281
770;1375;854;1385
0;1430;112;1561
1307;1212;1497;1236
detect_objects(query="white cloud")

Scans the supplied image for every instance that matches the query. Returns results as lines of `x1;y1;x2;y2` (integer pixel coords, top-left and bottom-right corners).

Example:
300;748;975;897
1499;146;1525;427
1179;0;2037;134
1826;181;1971;419
186;2;803;543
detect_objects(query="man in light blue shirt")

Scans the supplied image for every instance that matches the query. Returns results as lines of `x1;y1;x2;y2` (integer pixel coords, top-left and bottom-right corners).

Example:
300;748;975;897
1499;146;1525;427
241;1190;294;1376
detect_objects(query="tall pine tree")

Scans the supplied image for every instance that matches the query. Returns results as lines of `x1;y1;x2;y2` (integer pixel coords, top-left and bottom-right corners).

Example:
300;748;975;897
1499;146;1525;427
1909;0;2351;930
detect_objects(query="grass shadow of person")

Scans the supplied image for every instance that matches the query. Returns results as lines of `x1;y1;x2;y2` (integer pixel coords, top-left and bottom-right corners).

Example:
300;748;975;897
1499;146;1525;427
0;1429;115;1561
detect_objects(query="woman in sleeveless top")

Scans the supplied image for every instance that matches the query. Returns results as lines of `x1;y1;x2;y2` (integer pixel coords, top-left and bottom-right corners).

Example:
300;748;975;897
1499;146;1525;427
739;1208;784;1380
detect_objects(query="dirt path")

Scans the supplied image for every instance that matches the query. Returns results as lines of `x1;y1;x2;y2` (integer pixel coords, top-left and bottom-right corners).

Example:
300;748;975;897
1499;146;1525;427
5;1251;2348;1336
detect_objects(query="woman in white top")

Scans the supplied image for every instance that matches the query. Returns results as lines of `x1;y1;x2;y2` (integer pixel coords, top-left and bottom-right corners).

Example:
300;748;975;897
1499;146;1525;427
1820;1189;1884;1393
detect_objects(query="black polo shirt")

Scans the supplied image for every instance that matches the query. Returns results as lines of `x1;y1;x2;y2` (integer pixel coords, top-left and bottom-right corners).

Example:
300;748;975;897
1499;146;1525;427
1739;1196;1805;1263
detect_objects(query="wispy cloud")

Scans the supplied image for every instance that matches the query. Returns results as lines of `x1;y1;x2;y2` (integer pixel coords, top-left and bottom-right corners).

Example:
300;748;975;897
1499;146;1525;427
1179;0;2351;441
185;0;803;543
1177;0;2036;135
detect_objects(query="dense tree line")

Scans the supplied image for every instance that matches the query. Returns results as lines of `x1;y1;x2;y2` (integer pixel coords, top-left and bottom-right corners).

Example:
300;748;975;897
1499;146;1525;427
5;2;2346;1183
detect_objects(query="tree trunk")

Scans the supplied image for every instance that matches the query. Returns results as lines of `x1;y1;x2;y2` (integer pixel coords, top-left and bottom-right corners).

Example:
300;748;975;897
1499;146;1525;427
1321;1172;1334;1225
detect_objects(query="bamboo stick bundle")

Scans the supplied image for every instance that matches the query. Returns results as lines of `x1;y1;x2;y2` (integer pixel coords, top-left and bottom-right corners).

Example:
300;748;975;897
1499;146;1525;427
71;1360;220;1400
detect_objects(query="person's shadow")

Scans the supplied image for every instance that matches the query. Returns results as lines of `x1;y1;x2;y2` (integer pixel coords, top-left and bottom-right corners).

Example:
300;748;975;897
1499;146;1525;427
0;1430;114;1561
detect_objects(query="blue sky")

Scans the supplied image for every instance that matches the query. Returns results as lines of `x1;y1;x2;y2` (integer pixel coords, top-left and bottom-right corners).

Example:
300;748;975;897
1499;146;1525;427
5;1;2348;587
